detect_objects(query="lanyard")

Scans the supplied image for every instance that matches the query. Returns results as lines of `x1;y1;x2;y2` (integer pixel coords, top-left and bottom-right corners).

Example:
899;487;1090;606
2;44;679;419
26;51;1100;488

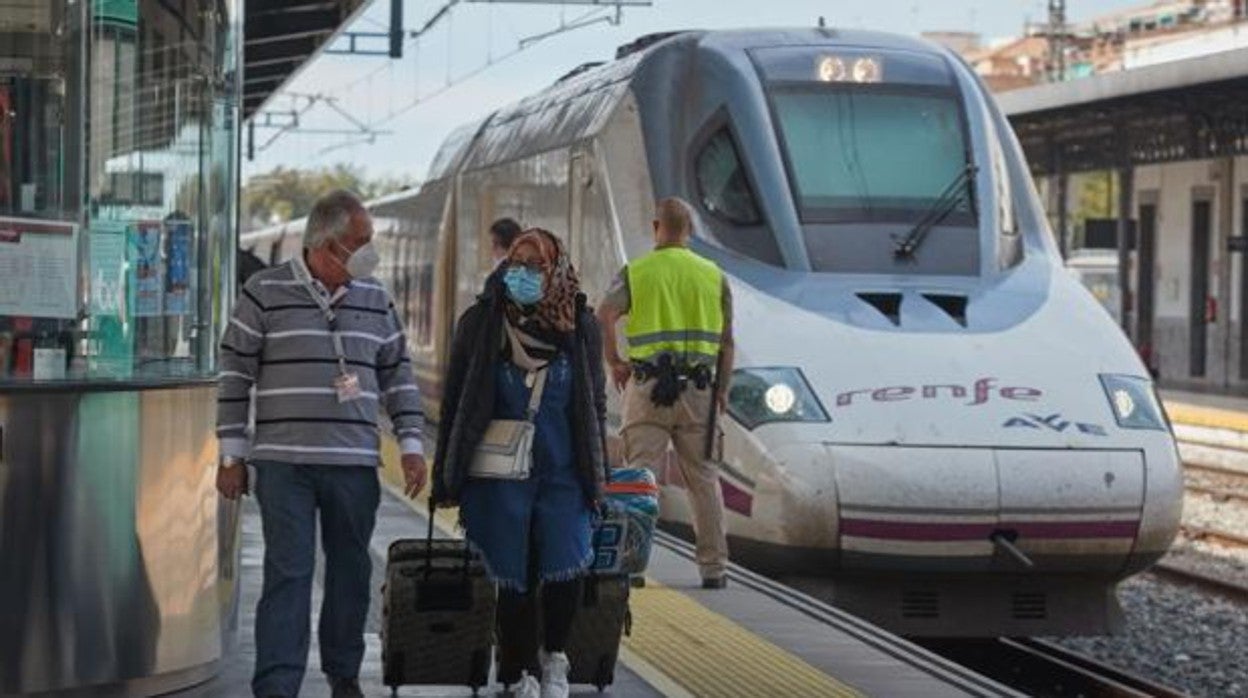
293;258;350;376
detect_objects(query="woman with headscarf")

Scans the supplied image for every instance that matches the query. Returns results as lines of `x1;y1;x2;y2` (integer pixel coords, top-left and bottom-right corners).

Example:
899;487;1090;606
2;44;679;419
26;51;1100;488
432;229;608;698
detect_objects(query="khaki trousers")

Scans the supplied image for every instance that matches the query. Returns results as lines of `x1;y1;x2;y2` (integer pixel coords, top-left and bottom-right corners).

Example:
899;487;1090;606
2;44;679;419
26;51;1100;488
621;377;728;579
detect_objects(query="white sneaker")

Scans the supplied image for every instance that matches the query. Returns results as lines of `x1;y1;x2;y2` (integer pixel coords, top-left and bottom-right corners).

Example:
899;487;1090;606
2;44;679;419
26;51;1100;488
512;672;541;698
540;650;571;698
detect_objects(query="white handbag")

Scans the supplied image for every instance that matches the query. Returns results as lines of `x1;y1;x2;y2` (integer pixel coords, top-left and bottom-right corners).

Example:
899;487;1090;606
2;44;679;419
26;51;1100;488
467;368;548;480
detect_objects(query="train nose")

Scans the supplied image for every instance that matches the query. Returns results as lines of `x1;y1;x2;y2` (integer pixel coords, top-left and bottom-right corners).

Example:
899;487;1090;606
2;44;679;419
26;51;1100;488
828;445;1145;573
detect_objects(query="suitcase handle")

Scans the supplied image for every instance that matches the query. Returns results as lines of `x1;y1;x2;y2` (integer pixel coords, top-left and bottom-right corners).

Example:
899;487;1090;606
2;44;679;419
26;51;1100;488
425;501;472;581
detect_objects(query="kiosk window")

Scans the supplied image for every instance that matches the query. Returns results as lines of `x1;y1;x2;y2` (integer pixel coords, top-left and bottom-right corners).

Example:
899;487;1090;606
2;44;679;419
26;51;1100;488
0;0;241;384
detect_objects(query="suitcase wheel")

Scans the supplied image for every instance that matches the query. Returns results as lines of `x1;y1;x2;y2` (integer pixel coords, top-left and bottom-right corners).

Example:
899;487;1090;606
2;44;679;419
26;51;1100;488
470;648;491;690
595;657;614;692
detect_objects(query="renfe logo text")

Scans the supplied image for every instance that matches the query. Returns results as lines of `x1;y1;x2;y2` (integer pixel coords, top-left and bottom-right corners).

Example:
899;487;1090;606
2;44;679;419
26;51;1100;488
835;377;1041;407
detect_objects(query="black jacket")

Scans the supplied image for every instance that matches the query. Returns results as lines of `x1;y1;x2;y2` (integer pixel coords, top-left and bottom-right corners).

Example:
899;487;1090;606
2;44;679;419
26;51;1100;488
432;275;609;506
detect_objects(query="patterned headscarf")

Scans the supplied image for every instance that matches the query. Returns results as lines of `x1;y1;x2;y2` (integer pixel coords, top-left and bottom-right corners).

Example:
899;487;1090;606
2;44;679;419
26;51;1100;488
505;228;580;334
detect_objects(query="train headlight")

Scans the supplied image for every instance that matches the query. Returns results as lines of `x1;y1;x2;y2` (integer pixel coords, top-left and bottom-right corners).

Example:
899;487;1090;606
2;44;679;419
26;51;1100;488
764;384;797;414
815;55;883;83
817;56;847;82
852;57;882;83
728;368;829;430
1098;374;1169;431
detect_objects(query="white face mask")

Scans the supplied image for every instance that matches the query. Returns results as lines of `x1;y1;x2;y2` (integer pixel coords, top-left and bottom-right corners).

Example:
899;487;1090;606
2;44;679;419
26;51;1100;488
334;240;380;279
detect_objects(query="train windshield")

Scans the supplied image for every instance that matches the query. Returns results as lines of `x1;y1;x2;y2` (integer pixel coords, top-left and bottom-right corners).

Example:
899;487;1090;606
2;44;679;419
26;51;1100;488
771;89;973;226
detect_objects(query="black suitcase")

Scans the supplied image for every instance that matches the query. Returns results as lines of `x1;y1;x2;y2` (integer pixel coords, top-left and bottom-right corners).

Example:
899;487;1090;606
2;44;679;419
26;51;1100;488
566;575;631;692
381;510;497;696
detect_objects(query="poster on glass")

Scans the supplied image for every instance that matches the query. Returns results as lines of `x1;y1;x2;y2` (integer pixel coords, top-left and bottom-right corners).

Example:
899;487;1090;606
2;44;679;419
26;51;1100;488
131;220;163;317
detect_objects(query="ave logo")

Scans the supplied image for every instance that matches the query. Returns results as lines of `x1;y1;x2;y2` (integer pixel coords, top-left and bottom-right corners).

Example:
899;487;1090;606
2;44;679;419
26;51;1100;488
1004;413;1107;436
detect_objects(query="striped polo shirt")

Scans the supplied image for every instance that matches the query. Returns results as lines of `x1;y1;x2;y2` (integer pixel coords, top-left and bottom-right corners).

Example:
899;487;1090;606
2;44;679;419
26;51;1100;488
216;255;424;466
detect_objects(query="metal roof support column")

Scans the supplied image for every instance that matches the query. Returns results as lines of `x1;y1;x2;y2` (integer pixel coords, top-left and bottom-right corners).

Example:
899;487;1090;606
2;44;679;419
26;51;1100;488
1216;156;1237;386
1239;181;1248;382
1117;164;1134;333
1056;165;1069;260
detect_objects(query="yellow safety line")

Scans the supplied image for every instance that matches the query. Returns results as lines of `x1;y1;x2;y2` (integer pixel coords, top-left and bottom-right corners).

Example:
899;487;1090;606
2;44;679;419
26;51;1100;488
1165;400;1248;433
624;582;863;698
378;436;862;697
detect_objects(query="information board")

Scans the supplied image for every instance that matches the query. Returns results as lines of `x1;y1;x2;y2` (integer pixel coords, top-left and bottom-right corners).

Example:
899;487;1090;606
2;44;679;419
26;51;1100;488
0;216;78;319
164;220;191;316
130;220;163;317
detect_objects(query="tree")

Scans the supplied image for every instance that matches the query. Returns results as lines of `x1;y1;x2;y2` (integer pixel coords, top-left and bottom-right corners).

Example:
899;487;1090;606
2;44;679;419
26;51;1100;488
242;164;415;230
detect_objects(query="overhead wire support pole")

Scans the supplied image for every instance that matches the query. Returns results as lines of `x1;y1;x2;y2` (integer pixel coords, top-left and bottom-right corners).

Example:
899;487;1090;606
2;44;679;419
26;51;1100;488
324;0;406;57
1047;0;1066;83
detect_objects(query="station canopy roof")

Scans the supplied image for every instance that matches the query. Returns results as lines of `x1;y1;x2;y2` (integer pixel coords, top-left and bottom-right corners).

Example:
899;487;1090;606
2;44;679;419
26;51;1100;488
243;0;370;119
996;47;1248;176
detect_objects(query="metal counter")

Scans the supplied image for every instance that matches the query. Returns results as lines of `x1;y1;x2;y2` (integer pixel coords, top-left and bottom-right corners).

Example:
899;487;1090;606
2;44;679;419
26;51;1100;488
0;382;239;696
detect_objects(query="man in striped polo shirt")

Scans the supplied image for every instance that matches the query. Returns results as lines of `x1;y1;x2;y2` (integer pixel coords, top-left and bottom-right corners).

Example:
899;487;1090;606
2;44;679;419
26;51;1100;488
215;190;426;698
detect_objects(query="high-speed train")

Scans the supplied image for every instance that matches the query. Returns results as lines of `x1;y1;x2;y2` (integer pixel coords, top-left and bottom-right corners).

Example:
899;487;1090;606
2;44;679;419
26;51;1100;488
243;29;1182;637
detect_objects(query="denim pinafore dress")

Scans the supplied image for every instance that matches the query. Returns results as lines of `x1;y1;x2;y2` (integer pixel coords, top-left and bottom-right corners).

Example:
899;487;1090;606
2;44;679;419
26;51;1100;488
459;352;594;591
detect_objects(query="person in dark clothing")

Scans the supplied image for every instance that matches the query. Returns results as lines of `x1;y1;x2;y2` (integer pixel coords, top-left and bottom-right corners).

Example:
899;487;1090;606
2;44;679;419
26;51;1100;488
433;229;608;698
489;217;523;267
238;248;268;285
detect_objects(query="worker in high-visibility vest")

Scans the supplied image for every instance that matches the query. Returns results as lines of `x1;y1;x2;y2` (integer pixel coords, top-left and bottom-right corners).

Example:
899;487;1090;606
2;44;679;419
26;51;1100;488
597;197;735;588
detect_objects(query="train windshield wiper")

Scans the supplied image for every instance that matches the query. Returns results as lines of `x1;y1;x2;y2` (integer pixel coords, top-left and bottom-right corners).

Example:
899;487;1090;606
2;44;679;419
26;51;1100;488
893;164;977;260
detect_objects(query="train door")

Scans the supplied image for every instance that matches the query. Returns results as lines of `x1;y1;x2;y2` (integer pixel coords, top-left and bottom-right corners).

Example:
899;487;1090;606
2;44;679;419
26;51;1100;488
1190;197;1213;378
439;183;462;369
1136;198;1157;371
572;143;628;305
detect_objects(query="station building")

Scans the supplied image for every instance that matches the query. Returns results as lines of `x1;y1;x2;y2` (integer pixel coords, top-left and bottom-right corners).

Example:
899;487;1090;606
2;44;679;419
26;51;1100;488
1001;47;1248;392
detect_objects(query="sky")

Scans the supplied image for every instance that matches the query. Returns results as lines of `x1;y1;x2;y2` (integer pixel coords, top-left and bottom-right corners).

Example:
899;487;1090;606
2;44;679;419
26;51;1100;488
243;0;1137;184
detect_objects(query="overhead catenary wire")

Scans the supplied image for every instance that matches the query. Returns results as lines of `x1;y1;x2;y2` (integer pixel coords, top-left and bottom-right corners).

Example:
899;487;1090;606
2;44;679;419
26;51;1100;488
372;3;619;127
255;1;643;154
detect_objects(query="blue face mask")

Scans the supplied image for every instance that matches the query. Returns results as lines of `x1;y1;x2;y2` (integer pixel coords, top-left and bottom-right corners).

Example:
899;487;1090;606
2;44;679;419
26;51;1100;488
503;266;544;305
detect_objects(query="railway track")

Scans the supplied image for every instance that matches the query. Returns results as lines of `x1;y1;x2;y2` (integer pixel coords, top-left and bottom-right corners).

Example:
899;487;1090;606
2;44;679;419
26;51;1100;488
1179;522;1248;548
665;525;1194;697
920;638;1187;697
1149;560;1248;604
1178;434;1248;539
1183;480;1248;502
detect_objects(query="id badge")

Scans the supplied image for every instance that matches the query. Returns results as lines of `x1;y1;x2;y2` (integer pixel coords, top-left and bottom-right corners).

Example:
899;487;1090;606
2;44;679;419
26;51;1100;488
334;372;363;403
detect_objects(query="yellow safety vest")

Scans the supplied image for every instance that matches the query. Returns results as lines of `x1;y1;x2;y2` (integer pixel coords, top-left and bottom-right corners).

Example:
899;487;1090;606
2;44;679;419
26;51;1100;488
625;247;724;366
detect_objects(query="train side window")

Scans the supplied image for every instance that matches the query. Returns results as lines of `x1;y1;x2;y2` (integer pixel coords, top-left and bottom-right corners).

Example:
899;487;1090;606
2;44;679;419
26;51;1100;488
695;129;762;226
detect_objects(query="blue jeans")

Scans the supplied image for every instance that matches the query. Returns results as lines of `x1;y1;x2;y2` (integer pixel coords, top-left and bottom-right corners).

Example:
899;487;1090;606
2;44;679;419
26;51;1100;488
251;462;380;698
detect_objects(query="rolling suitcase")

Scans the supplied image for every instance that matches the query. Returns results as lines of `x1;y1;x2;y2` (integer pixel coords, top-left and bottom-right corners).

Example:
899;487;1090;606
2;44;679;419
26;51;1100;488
566;574;631;692
381;505;496;696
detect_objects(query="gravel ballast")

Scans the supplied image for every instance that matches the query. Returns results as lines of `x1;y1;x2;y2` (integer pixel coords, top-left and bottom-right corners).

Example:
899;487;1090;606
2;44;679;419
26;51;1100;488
1053;542;1248;698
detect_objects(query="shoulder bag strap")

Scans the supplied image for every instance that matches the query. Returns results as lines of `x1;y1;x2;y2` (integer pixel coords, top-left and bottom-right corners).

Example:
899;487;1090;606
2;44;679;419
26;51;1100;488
524;367;548;422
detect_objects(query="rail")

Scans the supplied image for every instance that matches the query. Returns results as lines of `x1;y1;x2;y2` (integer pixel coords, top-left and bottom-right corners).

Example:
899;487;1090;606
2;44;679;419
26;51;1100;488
1149;561;1248;604
921;638;1189;697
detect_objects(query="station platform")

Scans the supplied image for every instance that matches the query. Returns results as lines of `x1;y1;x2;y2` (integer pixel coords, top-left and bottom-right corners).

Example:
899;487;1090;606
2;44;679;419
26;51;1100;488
1162;389;1248;432
179;484;1014;697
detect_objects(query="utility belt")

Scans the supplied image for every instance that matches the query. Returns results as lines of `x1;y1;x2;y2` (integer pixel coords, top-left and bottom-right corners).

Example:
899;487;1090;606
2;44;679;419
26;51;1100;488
631;356;714;406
